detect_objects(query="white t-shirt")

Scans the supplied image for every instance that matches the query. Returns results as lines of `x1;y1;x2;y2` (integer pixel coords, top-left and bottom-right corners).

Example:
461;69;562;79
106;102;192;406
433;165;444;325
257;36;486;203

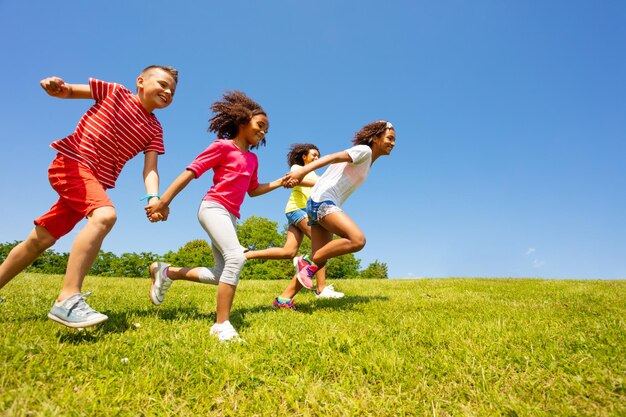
310;144;372;207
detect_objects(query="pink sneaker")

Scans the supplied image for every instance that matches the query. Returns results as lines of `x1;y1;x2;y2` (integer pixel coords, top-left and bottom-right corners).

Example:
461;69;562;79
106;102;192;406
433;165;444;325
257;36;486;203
293;256;318;289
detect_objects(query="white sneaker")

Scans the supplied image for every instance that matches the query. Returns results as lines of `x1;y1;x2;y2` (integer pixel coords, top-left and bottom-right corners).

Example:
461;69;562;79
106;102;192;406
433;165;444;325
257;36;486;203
210;320;242;342
315;284;344;299
150;262;172;306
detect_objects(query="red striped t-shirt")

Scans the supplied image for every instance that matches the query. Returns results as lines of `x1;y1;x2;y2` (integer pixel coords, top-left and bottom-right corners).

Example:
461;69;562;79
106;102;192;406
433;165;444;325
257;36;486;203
50;78;165;189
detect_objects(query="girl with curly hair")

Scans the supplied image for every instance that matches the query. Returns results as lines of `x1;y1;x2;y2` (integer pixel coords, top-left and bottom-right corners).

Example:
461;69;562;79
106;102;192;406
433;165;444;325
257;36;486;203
245;143;345;309
283;121;396;305
145;91;285;341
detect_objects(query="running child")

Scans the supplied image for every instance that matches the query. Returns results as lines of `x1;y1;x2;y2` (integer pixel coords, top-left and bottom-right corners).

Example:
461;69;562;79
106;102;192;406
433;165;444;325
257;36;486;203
0;66;178;328
145;91;285;342
244;143;344;309
283;121;395;306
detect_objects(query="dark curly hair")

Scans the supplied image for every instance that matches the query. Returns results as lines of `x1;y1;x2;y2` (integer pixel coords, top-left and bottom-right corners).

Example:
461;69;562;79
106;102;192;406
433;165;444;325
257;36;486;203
352;120;394;147
286;143;320;166
208;91;268;149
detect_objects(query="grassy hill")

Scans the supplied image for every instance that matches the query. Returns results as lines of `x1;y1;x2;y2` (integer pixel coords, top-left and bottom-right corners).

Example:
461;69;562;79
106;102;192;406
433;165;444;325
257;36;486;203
1;274;624;416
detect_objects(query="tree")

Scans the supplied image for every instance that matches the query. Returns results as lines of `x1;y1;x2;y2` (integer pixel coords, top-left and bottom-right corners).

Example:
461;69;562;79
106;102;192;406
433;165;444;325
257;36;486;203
237;216;283;251
91;251;117;276
360;260;389;279
237;217;294;280
163;239;214;270
29;248;69;275
326;254;361;279
0;241;19;263
110;252;157;277
0;214;392;279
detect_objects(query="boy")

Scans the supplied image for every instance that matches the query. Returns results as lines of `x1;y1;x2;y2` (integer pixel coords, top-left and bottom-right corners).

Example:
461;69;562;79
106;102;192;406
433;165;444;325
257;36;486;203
0;65;178;328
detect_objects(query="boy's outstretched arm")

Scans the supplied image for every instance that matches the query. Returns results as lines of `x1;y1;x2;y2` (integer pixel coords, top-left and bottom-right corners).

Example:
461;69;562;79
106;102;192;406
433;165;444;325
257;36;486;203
248;176;287;197
40;76;92;99
143;151;163;221
145;170;196;221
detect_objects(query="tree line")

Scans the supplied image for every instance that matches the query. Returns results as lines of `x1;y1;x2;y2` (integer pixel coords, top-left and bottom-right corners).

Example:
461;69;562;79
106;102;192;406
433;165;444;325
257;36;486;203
0;216;388;280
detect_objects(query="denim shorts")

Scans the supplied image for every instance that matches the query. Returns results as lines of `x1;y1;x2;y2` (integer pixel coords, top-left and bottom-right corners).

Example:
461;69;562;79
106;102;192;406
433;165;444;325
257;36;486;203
306;199;343;226
285;208;307;226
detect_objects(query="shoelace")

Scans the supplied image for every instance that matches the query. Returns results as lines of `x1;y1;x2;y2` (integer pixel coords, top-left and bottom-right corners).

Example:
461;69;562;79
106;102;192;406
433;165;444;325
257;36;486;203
67;292;97;315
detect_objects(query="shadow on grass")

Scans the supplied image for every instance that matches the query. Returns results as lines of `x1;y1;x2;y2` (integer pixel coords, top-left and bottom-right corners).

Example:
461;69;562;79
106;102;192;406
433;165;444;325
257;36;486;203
55;295;389;341
56;306;216;343
232;295;389;330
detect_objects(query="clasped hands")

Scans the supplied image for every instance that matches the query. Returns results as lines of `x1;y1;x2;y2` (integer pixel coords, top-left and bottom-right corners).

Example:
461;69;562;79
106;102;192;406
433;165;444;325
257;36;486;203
143;169;305;223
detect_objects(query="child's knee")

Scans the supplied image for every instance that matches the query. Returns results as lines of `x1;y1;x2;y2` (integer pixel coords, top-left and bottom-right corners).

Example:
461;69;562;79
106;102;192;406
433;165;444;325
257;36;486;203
283;244;299;258
352;234;366;251
89;207;117;229
227;251;246;272
220;251;246;286
198;267;219;285
29;226;57;251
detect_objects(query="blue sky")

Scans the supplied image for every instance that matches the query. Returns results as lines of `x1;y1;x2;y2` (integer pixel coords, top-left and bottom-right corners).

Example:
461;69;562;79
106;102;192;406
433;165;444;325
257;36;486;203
1;1;624;279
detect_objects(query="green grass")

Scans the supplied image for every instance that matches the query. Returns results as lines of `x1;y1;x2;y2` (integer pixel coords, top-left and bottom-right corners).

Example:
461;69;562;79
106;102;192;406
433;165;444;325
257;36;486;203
1;274;625;416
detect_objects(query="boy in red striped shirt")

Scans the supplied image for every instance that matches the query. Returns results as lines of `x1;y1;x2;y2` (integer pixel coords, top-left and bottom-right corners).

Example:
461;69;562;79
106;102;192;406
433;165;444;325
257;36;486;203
0;65;178;328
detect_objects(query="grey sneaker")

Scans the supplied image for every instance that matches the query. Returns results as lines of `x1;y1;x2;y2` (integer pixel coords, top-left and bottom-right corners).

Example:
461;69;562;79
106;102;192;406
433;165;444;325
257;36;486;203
150;262;172;306
47;292;108;328
210;320;242;342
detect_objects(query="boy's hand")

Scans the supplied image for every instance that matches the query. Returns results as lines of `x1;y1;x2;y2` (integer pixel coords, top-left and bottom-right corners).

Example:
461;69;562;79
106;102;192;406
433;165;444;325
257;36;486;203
40;77;72;98
145;199;170;223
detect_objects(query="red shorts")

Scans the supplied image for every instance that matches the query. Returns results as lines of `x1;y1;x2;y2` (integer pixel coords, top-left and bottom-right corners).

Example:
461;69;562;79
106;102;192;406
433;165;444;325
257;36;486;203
34;154;113;239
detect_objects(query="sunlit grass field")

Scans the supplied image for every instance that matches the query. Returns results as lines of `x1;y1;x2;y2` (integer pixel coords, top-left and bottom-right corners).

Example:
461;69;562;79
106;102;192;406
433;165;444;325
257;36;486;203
1;274;624;416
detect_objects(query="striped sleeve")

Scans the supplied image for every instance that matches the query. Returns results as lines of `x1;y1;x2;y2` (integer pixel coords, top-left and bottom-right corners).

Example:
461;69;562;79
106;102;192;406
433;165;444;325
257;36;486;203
89;78;117;103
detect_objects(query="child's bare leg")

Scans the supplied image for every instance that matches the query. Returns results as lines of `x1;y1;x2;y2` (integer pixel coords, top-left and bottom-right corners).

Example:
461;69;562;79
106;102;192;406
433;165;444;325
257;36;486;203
313;266;329;292
311;212;365;267
245;225;303;260
163;266;203;283
58;206;116;301
279;274;304;299
216;282;236;323
0;226;57;290
293;219;330;293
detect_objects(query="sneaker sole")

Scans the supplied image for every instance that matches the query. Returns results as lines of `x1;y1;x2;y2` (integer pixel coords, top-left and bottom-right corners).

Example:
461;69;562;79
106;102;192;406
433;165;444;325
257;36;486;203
47;312;108;328
293;257;314;289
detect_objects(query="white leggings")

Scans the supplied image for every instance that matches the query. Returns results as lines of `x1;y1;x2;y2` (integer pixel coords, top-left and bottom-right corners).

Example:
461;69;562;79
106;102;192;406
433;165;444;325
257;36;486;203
196;201;246;286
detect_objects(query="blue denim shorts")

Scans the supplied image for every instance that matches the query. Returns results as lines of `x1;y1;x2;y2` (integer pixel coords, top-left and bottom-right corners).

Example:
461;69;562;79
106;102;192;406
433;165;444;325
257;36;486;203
306;199;342;226
285;208;307;226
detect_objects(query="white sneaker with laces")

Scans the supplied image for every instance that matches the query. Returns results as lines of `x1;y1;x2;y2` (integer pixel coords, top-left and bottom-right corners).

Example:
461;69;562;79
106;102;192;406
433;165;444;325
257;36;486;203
150;262;173;306
210;320;242;342
315;284;345;299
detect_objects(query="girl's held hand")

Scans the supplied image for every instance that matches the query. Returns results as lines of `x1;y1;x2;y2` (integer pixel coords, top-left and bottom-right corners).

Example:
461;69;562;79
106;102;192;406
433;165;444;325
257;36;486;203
284;169;304;187
145;201;170;222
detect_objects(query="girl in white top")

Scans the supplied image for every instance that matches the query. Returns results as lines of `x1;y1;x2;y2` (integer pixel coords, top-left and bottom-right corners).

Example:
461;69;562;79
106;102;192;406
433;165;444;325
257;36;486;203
284;121;396;298
245;144;344;309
